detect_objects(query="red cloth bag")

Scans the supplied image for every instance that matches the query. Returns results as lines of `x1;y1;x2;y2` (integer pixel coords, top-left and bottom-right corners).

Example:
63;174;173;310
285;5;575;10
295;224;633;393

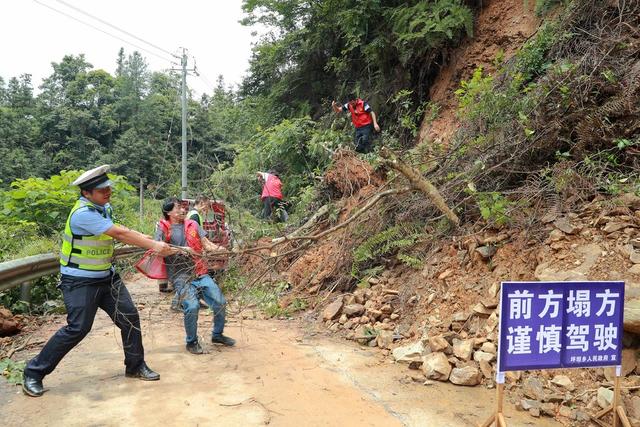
135;250;167;280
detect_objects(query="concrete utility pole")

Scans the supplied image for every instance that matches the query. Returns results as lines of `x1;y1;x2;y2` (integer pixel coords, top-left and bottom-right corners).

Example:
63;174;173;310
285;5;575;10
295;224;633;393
172;48;197;200
180;49;188;200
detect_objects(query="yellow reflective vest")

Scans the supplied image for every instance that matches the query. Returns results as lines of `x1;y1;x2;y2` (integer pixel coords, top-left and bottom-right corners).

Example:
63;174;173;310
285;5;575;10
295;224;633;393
60;200;114;271
187;209;203;226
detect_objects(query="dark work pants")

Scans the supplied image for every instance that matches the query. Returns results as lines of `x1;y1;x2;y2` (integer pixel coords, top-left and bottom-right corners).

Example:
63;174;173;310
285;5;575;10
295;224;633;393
24;273;144;381
354;123;374;153
261;197;287;222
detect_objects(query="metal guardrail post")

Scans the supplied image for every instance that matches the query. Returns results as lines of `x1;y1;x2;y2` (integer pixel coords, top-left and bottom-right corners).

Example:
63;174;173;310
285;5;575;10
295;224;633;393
20;282;32;305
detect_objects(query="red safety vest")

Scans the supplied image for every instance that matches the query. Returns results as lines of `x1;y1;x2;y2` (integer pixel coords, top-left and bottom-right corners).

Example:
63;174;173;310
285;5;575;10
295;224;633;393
158;219;208;276
347;99;373;128
261;173;283;200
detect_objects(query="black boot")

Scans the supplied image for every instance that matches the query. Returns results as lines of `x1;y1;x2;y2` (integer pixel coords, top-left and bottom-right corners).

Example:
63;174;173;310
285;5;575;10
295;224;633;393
211;334;236;347
22;373;44;397
125;362;160;381
186;340;204;354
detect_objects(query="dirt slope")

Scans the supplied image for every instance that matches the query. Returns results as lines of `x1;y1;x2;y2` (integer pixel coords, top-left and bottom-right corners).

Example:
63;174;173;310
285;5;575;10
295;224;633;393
416;0;540;147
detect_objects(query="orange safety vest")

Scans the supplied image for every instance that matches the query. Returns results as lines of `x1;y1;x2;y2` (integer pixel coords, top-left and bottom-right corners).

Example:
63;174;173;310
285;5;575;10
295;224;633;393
347;99;373;128
158;219;208;276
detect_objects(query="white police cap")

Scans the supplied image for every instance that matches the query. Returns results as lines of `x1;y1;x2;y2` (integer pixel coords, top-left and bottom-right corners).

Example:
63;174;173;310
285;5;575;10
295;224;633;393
71;165;114;190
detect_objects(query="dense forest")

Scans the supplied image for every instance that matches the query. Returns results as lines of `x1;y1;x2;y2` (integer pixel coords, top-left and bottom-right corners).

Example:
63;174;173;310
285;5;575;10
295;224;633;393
0;0;475;197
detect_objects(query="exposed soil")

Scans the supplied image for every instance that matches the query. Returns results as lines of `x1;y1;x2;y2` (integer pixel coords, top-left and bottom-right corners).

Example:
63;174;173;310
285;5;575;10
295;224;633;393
416;0;540;147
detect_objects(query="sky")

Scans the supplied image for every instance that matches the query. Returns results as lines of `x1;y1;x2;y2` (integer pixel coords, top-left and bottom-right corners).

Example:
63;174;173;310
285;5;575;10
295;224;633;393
1;0;259;96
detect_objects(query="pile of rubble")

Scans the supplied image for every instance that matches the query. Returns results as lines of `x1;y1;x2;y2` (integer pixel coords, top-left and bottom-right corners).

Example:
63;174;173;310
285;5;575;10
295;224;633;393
0;306;21;337
314;192;640;424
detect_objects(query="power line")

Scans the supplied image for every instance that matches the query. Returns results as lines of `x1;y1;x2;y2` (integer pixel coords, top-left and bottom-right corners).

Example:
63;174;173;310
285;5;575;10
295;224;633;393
54;0;178;59
32;0;176;64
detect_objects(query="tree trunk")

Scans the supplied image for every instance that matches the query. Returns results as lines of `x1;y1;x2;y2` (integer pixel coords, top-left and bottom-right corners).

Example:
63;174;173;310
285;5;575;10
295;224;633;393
380;147;460;225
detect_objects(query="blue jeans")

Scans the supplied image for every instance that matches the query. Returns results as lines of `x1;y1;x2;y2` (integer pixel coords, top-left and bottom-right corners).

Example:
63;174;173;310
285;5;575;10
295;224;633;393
178;275;226;344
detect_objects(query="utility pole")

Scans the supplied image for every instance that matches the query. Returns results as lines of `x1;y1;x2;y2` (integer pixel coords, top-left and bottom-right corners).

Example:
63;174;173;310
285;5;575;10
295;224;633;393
174;48;196;200
180;49;188;200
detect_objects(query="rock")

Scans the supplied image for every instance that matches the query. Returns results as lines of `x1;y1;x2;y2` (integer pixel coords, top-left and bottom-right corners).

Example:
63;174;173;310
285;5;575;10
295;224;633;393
521;399;541;411
485;312;498;333
504;371;522;383
428;335;450;353
628;395;640;419
597;387;614;408
407;371;426;383
390;313;400;320
343;303;365;317
545;394;564;403
523;377;546;401
392;341;425;364
421;352;451;381
604;222;633;233
618;193;640;210
558;405;572;418
529;407;540;417
548;229;565;242
554;217;578;234
479;360;493;379
449;366;482;386
367;277;380;286
338;314;348;324
380;304;393;315
575;410;590;421
367;309;383;320
322;298;343;321
488;282;500;297
481;342;496;354
438;269;453;280
550;375;575;391
472;303;494;316
473;350;495;363
475;246;497;259
452;311;468;323
604;349;637;380
453;339;474;361
630;264;640;275
631;252;640;264
376;330;394;349
343;294;356;305
540;402;556;416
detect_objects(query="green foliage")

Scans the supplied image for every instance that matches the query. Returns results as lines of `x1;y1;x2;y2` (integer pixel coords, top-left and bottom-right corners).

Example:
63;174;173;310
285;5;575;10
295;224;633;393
0;170;134;237
476;192;512;227
242;0;473;138
0;359;25;385
351;225;420;277
390;0;473;65
529;0;565;16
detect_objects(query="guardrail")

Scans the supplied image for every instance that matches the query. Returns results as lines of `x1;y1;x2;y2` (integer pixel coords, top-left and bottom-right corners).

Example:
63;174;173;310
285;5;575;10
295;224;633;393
0;247;145;295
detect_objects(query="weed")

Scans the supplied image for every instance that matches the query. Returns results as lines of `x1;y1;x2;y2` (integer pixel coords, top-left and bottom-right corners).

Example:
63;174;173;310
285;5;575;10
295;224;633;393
0;359;25;385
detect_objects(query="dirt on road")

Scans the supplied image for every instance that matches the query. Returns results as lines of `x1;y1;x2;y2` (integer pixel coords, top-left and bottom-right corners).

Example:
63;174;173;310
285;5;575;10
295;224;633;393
0;276;558;426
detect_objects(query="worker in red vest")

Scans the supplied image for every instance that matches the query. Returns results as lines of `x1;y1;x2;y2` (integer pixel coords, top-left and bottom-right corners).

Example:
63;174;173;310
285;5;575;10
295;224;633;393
155;198;235;354
332;96;380;153
257;169;288;222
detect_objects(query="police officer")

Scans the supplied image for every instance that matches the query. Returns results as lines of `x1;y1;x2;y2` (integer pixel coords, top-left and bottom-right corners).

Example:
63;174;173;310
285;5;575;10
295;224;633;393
22;165;177;397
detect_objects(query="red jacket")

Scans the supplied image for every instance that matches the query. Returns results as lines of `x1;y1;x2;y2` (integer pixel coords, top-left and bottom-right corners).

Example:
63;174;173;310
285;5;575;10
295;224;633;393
347;99;373;128
158;219;208;276
260;173;283;200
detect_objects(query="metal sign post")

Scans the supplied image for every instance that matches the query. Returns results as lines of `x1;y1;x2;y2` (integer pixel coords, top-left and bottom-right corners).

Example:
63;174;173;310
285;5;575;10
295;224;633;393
480;281;628;427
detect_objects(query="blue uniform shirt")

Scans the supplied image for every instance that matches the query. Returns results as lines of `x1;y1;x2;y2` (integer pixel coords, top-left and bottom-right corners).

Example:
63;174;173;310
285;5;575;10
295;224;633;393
60;197;115;278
